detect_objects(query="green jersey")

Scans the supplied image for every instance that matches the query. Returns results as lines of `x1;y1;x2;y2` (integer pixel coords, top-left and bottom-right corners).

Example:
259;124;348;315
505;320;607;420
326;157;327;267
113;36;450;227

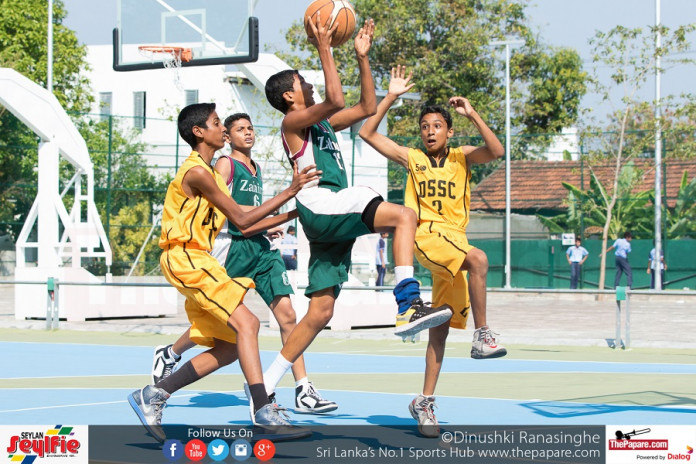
282;119;348;192
220;156;263;237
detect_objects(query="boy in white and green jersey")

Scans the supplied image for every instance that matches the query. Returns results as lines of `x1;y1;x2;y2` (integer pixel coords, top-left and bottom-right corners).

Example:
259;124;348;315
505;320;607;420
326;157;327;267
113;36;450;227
258;18;453;405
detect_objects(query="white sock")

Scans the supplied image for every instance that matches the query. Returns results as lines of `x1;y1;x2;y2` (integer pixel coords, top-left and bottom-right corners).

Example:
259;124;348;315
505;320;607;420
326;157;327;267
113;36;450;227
295;377;310;388
262;353;293;396
394;266;414;285
168;345;180;359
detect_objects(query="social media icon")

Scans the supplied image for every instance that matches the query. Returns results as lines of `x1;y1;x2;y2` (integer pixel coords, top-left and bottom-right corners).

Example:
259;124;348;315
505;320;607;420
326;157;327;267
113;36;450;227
207;439;229;462
162;439;184;462
231;439;252;461
254;439;276;462
184;439;207;462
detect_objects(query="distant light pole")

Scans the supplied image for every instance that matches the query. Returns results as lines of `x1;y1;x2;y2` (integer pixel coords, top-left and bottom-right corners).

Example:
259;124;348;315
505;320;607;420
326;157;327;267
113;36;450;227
491;39;523;289
653;0;663;290
47;0;53;93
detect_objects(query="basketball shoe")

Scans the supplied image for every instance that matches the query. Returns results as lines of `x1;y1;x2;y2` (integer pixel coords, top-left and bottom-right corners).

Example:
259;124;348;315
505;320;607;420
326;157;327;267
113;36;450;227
395;299;452;341
408;394;439;438
295;382;338;414
128;385;169;443
471;326;507;359
152;344;181;384
243;383;311;440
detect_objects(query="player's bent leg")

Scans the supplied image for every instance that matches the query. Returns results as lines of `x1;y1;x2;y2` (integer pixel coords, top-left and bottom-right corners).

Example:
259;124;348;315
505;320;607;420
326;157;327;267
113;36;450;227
279;289;336;363
372;202;417;267
152;329;196;384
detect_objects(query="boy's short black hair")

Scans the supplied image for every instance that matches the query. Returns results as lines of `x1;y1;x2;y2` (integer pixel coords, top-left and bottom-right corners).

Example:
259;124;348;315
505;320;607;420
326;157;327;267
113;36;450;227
224;113;252;131
287;225;296;233
624;231;632;239
178;103;216;148
265;70;299;113
419;104;453;129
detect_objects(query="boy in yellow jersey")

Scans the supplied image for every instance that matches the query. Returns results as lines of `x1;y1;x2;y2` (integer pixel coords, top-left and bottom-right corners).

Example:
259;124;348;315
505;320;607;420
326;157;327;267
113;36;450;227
360;66;507;437
127;103;318;443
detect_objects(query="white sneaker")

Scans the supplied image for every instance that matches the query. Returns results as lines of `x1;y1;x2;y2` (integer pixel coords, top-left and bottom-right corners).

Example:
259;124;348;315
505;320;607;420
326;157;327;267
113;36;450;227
408;394;439;438
295;382;338;414
471;326;507;359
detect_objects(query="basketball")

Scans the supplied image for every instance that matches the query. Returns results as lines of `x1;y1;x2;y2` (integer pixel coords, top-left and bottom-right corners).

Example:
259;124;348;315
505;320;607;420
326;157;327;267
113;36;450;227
304;0;356;48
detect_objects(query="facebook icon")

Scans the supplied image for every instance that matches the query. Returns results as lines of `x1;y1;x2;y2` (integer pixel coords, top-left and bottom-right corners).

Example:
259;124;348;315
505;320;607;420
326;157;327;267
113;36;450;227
162;439;184;462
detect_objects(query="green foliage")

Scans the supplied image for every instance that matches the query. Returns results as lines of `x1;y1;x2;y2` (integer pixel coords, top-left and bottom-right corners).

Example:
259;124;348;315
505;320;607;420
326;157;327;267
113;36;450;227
538;163;653;239
109;202;160;276
0;0;92;237
665;170;696;239
277;0;586;138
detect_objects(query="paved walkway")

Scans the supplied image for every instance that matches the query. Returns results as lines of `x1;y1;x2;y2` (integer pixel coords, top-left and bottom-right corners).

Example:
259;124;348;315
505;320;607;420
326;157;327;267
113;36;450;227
1;284;695;349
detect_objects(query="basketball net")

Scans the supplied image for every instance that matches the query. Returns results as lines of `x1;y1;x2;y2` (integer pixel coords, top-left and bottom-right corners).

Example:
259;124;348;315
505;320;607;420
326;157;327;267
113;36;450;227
138;46;192;92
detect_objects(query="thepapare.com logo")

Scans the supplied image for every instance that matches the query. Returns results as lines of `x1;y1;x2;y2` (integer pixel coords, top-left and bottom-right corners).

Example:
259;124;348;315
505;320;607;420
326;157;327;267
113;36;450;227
4;425;86;463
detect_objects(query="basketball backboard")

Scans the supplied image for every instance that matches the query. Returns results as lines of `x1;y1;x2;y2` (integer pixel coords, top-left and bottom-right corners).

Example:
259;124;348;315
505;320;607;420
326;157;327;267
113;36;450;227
113;0;258;71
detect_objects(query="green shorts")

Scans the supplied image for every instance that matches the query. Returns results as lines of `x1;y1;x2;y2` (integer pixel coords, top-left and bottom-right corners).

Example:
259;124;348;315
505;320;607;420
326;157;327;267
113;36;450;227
218;234;293;306
295;187;376;297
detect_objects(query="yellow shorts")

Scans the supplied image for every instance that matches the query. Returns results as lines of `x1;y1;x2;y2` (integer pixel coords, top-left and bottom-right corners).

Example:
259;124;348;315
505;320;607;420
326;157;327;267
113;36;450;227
414;223;472;330
160;245;254;347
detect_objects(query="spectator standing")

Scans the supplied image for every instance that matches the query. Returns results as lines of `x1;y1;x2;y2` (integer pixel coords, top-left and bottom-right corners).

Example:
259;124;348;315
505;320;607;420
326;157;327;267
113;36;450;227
566;237;589;289
281;225;298;270
605;231;633;288
376;232;389;286
647;245;667;290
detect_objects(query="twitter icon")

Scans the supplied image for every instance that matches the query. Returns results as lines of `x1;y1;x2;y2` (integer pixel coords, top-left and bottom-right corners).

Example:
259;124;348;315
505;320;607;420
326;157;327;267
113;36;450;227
207;439;229;462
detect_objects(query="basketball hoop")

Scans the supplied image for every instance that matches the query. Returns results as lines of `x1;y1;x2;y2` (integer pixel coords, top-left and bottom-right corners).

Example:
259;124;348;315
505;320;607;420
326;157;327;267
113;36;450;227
138;45;193;91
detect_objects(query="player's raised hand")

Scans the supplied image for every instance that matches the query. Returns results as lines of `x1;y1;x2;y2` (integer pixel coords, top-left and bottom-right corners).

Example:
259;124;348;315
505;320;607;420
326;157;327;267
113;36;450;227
289;162;322;194
388;65;415;97
354;18;374;58
306;10;337;51
449;96;476;118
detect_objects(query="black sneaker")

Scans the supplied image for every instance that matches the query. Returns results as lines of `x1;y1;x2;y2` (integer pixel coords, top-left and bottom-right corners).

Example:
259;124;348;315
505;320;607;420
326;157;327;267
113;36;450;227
152;344;180;384
394;299;452;342
295;382;338;414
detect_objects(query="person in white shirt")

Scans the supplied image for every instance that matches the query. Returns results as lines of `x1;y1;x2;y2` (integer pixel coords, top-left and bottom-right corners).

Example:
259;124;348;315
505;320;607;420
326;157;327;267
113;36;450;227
281;225;298;270
566;237;589;289
375;232;389;286
647;245;667;290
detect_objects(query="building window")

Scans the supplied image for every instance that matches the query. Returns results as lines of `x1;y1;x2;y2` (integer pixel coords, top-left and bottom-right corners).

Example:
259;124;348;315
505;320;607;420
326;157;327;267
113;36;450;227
98;92;112;122
133;91;146;130
185;89;199;106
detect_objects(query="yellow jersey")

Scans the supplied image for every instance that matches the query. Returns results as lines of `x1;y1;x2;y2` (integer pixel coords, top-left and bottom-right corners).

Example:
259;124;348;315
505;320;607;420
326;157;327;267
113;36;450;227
159;151;227;251
404;147;471;230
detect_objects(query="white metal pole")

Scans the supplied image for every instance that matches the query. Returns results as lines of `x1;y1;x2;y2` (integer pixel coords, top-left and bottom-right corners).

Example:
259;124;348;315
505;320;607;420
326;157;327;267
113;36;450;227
654;0;663;290
504;43;512;289
47;0;53;94
491;39;522;288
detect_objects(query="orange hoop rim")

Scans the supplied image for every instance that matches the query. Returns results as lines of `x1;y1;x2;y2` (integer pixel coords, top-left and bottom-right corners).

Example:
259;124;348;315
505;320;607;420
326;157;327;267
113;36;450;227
137;45;193;63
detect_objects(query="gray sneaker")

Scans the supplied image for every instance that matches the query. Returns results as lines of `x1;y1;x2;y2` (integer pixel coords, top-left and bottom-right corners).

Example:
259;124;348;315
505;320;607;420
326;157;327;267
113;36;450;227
254;403;312;441
152;344;180;384
408;394;439;438
471;326;507;359
128;385;170;443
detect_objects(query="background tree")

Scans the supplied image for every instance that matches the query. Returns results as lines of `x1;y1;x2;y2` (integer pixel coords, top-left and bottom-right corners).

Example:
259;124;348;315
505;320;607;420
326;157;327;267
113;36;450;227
582;23;695;289
276;0;587;138
0;0;91;238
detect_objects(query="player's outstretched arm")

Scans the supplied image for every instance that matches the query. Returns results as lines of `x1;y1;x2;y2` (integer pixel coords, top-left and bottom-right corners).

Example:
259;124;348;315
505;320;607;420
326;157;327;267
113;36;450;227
330;19;377;131
450;97;504;165
185;163;320;230
283;12;344;135
359;65;413;167
239;210;299;238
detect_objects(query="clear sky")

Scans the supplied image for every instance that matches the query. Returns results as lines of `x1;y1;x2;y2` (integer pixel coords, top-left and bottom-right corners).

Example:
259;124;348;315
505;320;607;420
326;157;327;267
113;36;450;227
63;0;695;122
